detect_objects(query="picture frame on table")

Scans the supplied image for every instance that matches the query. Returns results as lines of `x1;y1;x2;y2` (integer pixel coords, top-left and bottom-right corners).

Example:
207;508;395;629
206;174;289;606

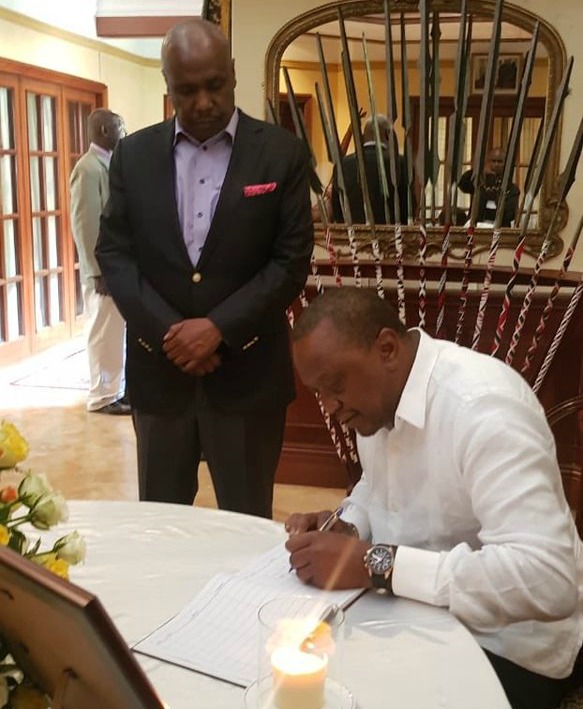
471;53;523;94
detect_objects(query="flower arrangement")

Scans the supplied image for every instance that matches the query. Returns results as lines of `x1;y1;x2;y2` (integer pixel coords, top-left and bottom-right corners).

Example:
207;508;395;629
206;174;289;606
0;421;86;709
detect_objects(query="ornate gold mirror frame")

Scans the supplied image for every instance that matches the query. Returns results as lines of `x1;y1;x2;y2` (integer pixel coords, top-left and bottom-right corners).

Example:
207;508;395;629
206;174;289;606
265;0;568;260
205;0;232;39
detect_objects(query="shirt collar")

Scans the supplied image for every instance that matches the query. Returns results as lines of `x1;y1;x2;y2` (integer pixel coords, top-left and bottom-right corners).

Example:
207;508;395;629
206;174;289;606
363;140;387;148
394;328;440;430
89;142;112;166
173;108;239;147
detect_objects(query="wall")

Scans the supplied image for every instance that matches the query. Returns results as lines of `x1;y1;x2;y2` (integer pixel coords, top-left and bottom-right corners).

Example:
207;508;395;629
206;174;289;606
0;8;165;133
232;0;583;270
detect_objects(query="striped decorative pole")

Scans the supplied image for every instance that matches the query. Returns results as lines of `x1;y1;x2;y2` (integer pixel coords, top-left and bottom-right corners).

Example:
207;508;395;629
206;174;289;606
395;221;406;325
491;59;574;357
418;192;428;329
532;278;583;395
456;0;504;344
506;116;583;366
471;26;539;351
522;215;583;377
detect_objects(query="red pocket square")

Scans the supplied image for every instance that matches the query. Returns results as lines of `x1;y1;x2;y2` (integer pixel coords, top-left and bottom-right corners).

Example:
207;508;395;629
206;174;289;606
243;182;277;197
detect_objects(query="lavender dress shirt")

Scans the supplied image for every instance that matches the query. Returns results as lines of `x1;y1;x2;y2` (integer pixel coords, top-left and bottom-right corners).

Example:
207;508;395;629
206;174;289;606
173;110;239;266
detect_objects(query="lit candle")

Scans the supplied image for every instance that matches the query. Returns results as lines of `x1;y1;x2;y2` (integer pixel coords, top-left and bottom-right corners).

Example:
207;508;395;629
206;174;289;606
271;647;327;709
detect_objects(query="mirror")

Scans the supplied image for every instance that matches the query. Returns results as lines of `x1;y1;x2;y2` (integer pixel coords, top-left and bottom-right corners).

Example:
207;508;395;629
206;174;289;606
266;0;568;260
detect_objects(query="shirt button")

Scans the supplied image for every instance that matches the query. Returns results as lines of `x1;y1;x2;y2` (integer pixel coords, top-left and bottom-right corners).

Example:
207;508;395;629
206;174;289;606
197;212;203;218
200;179;205;184
192;272;202;284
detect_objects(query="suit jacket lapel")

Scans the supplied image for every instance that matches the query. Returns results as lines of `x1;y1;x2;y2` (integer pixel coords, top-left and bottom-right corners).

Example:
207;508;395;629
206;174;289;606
152;120;193;266
197;112;266;269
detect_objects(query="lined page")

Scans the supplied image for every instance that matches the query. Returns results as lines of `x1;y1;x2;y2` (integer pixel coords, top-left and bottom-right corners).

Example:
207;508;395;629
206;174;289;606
133;543;363;686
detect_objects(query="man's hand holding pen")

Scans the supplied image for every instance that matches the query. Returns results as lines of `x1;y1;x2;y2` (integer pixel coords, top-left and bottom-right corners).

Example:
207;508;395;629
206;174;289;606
284;509;372;590
285;508;358;537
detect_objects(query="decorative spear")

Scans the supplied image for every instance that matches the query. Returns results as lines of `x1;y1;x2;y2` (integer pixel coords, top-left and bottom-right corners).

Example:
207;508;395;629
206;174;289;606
338;8;386;299
514;114;544;228
455;0;504;344
436;1;471;338
400;13;415;225
417;0;431;328
314;83;342;286
491;57;574;357
315;32;362;286
470;24;539;351
383;0;406;323
362;34;389;299
429;10;441;225
505;114;583;367
282;66;324;199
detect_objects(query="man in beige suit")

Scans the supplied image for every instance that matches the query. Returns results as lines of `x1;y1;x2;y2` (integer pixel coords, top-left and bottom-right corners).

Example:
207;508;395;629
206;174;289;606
70;109;130;415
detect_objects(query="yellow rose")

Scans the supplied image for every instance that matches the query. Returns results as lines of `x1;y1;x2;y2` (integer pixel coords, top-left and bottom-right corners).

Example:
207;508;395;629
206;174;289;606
38;553;70;580
0;524;9;545
9;684;50;709
0;421;29;469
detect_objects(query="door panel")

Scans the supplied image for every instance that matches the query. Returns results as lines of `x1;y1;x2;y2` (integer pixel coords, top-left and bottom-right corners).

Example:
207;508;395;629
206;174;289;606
0;64;103;364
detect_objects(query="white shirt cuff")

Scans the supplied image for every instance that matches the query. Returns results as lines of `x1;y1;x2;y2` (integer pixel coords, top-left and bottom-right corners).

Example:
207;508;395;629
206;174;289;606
392;545;447;607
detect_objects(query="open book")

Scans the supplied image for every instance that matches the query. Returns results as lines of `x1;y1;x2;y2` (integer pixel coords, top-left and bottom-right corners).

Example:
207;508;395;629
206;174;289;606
133;543;364;687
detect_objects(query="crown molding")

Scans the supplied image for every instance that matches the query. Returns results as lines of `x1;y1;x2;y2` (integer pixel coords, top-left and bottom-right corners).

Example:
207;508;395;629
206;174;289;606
0;6;160;68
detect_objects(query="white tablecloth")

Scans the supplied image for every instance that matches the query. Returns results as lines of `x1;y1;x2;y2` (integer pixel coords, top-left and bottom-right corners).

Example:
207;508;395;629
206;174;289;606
52;501;510;709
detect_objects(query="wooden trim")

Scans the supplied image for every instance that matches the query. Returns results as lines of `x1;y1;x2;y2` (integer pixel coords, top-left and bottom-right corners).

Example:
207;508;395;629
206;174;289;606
0;59;107;97
95;15;195;38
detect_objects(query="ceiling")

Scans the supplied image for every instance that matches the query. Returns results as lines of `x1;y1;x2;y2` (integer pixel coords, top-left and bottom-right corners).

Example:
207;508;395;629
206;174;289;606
0;0;204;58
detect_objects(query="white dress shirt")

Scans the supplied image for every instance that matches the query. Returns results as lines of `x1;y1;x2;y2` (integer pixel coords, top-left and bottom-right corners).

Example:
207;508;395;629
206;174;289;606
342;329;583;678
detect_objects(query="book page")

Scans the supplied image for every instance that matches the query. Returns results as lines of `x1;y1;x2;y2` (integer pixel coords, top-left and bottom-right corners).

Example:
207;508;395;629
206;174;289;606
133;543;363;686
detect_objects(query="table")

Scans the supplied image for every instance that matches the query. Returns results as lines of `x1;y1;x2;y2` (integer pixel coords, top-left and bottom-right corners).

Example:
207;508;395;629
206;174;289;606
54;501;510;709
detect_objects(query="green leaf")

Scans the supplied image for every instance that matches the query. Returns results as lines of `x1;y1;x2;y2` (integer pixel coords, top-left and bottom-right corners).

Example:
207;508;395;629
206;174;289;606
7;529;26;554
26;538;41;557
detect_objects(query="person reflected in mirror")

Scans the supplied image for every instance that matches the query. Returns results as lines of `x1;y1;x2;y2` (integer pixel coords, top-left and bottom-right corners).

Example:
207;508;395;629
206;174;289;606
331;115;407;225
69;109;130;416
458;146;520;227
285;286;583;709
96;19;313;517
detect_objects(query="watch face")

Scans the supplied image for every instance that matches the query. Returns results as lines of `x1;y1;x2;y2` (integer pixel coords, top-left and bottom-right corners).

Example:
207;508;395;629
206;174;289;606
368;545;394;575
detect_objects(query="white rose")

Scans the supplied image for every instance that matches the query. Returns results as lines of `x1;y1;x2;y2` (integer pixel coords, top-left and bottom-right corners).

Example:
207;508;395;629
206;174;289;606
54;531;86;564
30;493;68;529
19;473;53;507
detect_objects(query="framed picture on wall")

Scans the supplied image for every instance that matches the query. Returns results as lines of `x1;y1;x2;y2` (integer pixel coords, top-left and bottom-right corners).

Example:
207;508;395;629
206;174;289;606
471;54;523;94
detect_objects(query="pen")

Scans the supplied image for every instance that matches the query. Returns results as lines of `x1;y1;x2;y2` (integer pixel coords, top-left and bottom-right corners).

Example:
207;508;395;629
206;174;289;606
318;506;344;532
288;506;344;573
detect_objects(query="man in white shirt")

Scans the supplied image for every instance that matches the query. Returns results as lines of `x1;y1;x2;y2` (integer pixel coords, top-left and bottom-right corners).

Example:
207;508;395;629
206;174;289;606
286;287;583;709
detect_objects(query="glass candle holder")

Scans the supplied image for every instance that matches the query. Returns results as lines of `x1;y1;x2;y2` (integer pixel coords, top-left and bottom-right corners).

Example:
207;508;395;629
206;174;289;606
244;596;355;709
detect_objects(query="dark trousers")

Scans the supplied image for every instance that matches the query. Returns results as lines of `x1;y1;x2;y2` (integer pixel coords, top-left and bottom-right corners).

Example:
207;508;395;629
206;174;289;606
485;649;583;709
132;381;286;519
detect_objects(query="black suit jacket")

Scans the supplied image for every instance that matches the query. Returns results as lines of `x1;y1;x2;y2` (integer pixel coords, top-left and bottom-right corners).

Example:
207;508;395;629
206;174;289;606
96;111;313;414
331;145;408;224
458;170;520;227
